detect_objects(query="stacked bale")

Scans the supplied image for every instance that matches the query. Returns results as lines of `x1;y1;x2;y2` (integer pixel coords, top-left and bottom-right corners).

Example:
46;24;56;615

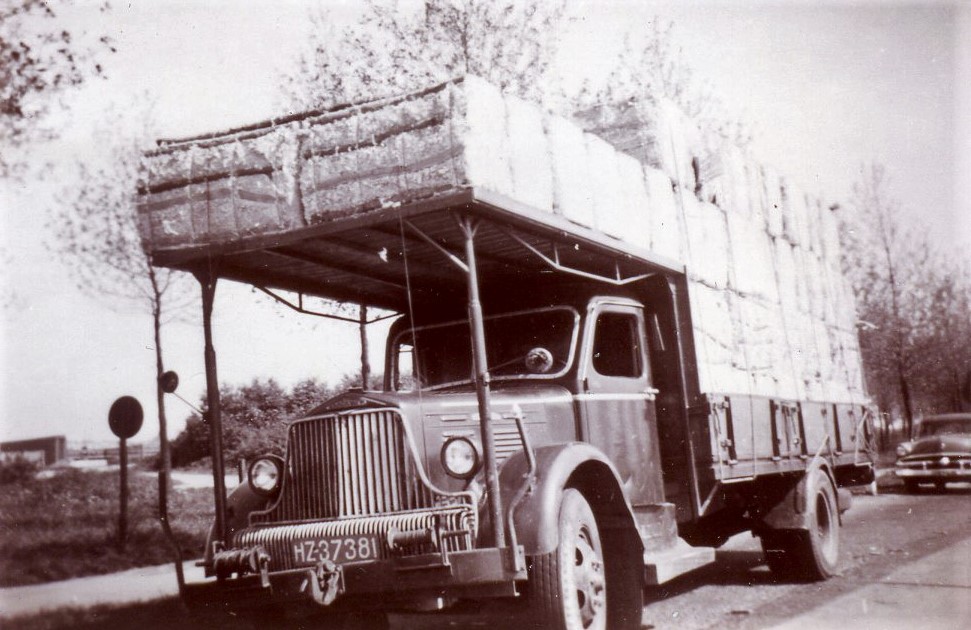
137;76;866;404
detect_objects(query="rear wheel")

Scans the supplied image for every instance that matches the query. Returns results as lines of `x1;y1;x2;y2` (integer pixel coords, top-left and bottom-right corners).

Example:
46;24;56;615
761;468;840;582
526;489;641;630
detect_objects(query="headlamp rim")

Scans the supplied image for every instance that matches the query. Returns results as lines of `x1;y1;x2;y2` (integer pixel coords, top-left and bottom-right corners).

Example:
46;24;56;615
440;436;480;480
248;454;285;497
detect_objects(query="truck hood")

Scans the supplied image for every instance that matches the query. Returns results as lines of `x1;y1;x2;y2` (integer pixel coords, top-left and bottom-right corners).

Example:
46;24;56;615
307;384;575;419
305;384;577;491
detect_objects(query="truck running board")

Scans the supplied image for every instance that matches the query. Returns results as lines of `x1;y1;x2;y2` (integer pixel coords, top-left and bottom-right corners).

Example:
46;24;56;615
643;539;715;585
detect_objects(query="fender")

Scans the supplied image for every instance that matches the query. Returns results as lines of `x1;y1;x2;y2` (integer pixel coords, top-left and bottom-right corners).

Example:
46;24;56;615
494;442;641;556
760;461;839;531
202;482;270;565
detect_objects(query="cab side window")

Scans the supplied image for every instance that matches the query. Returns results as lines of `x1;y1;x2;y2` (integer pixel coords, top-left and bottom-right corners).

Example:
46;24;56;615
592;312;643;378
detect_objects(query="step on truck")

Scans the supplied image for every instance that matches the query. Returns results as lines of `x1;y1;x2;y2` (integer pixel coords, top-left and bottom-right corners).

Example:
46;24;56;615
135;76;876;629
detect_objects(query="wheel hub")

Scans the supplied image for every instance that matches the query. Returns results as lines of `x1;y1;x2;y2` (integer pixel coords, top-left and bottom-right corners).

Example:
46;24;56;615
572;526;606;627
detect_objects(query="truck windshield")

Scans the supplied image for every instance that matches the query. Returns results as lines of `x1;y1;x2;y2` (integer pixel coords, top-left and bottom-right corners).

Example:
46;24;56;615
392;307;579;391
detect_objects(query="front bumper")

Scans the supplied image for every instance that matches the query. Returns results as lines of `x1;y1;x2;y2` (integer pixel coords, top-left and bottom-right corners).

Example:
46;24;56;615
895;455;971;482
183;546;526;613
895;467;971;481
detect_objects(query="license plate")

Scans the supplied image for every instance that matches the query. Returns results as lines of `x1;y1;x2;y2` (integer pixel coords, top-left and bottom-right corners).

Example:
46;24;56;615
292;535;381;565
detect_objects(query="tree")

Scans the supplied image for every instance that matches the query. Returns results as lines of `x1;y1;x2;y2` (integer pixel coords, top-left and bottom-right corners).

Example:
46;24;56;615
0;0;114;178
48;107;195;556
280;0;569;113
842;163;971;438
171;378;339;468
582;20;751;148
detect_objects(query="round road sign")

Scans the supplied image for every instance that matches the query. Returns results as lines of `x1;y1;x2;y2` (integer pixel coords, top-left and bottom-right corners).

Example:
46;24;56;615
108;396;144;439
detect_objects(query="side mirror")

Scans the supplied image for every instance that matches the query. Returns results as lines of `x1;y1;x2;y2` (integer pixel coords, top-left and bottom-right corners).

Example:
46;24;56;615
159;370;180;394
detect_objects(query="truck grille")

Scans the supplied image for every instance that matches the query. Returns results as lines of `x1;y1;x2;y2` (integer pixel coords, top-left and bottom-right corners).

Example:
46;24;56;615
251;409;462;523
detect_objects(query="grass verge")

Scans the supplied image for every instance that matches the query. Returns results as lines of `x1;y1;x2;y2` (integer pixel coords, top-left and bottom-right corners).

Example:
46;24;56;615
0;468;211;587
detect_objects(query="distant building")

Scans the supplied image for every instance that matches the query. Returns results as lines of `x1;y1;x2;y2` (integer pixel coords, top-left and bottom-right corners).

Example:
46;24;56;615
1;435;67;466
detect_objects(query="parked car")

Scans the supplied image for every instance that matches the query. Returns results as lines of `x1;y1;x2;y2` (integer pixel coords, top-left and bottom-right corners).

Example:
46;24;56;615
895;413;971;492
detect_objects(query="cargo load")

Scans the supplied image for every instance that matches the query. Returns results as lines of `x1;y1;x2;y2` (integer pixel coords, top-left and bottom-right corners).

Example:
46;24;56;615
139;75;866;405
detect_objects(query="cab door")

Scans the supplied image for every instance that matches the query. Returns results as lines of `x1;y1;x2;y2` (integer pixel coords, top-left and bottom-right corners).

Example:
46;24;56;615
577;301;665;507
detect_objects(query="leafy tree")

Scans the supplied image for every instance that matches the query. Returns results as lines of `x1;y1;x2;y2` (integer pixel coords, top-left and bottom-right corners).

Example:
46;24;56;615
280;0;569;113
172;377;339;468
582;20;751;148
48;107;195;551
0;0;114;178
842;163;971;438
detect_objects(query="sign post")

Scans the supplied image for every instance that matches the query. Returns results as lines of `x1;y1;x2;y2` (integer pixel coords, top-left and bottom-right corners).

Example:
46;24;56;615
108;396;143;551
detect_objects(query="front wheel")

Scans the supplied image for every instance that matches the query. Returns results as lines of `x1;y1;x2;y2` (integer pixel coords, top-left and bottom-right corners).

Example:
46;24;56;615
526;489;640;630
761;468;840;582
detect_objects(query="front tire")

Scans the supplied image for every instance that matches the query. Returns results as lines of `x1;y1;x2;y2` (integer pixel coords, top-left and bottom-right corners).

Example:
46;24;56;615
761;468;840;582
526;489;640;630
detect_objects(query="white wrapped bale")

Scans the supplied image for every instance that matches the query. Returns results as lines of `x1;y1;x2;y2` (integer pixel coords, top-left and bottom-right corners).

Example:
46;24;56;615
735;295;782;398
762;165;784;238
689;281;736;394
819;202;841;265
644;168;682;263
573;100;669;174
458;77;513;198
505;95;553;213
781;178;812;246
547;114;596;227
805;195;826;255
720;145;752;218
746;157;769;228
607;154;651;248
656;100;699;191
682;197;730;288
586;134;628;233
726;211;777;300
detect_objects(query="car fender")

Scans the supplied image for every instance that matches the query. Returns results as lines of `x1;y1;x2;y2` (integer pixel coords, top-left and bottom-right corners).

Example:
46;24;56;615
495;441;641;556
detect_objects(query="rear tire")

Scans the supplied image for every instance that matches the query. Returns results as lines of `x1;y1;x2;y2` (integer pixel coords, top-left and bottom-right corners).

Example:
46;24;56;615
761;468;840;582
525;489;641;630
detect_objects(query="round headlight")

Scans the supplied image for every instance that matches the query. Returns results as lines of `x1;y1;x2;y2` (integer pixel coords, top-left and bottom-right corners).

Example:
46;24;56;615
441;437;479;479
248;456;284;496
896;443;912;458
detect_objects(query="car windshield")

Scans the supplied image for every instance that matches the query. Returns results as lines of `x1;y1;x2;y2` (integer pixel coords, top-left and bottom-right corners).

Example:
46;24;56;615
917;418;971;437
392;307;579;391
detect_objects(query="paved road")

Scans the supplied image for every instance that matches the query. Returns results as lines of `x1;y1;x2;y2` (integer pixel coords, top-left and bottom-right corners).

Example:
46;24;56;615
2;481;968;629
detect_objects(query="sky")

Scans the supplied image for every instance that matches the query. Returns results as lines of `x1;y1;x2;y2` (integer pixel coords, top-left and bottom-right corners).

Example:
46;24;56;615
1;0;968;445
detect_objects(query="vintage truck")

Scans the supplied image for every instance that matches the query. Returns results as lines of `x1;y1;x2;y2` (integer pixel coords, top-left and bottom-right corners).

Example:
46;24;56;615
136;77;875;629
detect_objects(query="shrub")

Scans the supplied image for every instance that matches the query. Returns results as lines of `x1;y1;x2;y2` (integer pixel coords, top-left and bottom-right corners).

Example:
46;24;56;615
0;456;39;485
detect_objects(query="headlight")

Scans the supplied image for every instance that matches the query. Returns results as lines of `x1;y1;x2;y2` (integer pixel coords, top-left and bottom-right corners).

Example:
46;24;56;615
441;437;479;479
896;443;912;458
248;455;284;496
